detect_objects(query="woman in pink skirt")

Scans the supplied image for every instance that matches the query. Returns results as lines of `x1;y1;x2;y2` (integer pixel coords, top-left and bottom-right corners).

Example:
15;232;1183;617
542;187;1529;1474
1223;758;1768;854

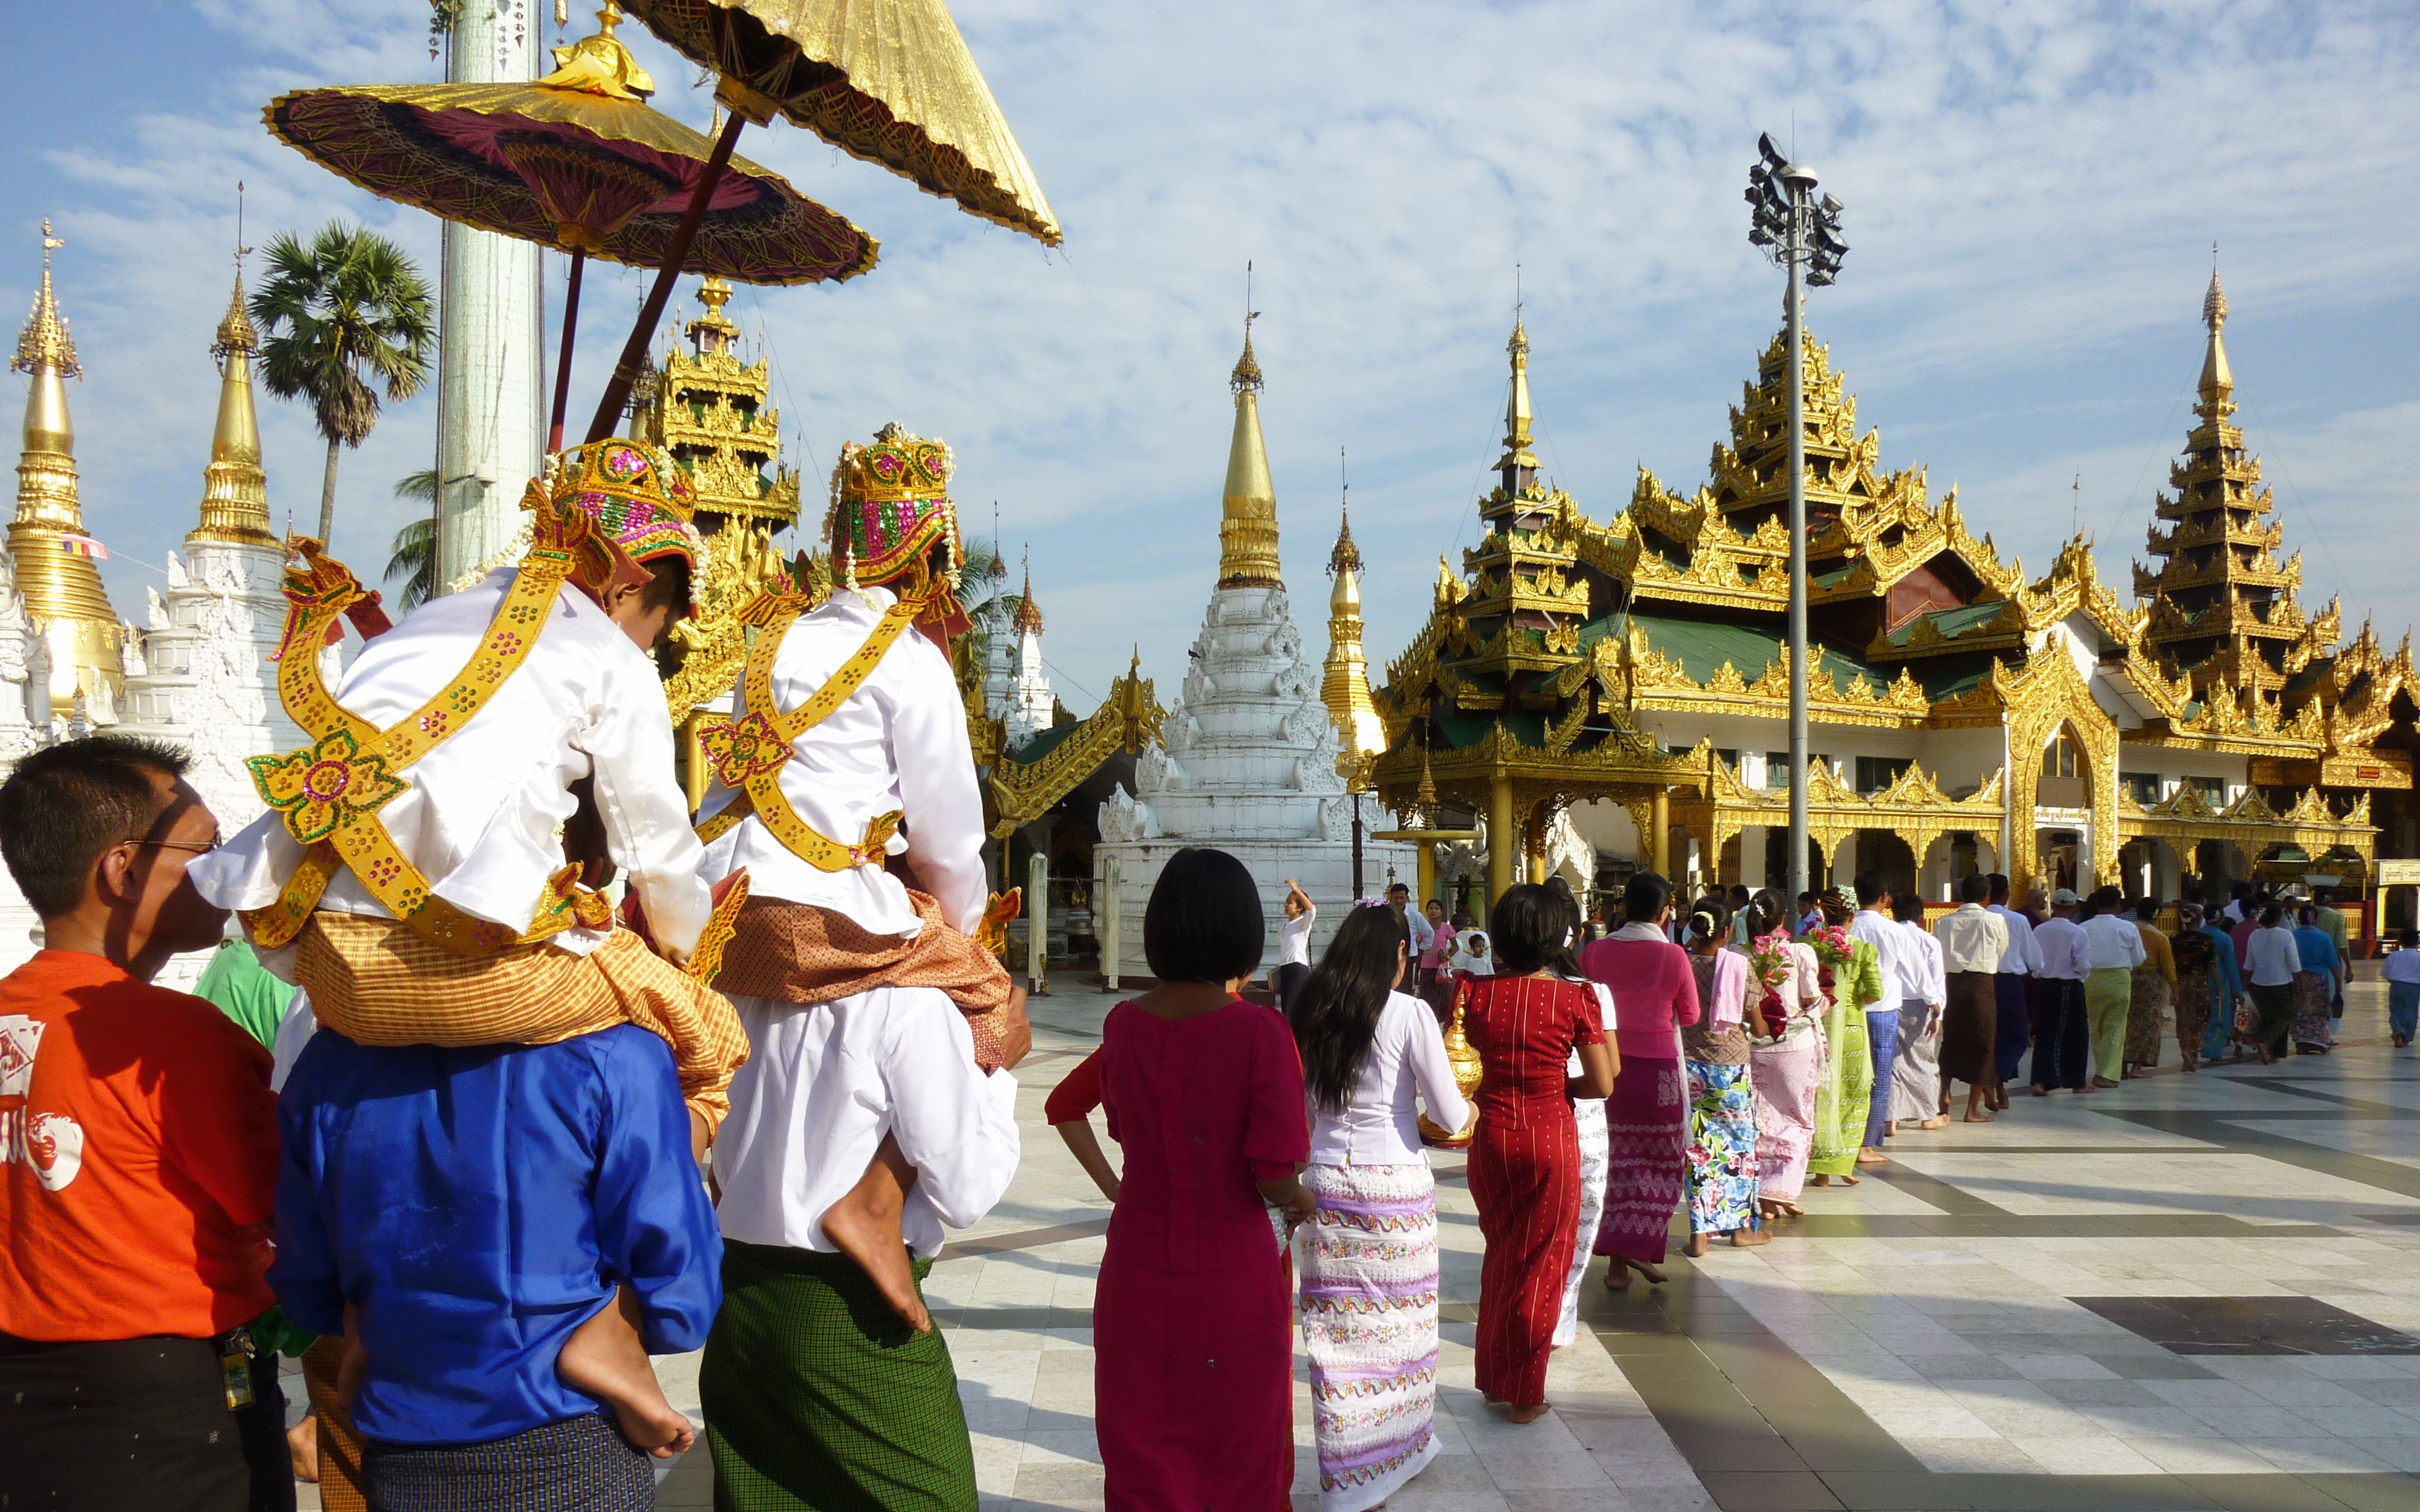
1578;872;1699;1287
1742;889;1824;1220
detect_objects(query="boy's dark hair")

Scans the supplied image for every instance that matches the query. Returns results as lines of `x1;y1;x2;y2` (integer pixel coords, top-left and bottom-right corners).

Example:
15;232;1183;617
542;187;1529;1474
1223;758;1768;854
1959;873;1992;904
2134;897;2162;922
1891;891;1926;924
1624;871;1673;926
1143;847;1264;983
0;735;193;919
637;553;691;618
1854;873;1886;908
1987;872;2011;905
1488;884;1569;976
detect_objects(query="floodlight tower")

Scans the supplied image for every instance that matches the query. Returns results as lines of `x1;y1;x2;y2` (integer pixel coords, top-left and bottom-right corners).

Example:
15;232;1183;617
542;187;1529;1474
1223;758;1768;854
1746;132;1846;902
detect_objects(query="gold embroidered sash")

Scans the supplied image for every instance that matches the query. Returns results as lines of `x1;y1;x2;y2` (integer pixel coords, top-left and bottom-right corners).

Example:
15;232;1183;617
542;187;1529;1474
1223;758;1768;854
693;588;920;868
242;533;615;957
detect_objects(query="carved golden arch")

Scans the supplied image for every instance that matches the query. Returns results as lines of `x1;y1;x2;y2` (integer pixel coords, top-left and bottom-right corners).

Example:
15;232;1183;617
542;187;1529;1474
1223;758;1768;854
1998;653;2121;891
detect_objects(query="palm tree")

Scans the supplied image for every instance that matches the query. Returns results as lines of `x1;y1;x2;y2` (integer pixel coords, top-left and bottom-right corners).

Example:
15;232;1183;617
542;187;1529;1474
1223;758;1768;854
252;223;436;545
386;469;438;610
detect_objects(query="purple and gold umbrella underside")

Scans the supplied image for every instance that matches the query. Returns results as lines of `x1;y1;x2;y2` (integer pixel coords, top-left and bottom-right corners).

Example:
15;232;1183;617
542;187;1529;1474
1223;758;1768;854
267;80;877;285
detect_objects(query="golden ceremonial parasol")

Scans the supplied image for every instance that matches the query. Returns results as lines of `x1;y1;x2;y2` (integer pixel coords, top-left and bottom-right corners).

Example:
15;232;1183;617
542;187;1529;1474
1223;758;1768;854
583;0;1062;440
264;5;877;449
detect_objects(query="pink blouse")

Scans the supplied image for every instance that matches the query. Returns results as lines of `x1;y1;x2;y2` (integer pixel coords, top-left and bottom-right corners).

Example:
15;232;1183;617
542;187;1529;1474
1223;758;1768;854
1577;927;1701;1060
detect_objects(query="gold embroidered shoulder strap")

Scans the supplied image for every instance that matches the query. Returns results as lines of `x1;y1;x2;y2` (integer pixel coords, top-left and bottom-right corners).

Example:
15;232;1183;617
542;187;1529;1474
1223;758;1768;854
692;587;922;868
241;528;613;957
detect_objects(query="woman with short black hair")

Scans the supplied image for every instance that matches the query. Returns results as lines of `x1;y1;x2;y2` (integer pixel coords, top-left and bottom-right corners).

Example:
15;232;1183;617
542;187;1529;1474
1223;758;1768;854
1458;885;1617;1423
1288;902;1469;1509
1094;848;1312;1508
1580;872;1701;1281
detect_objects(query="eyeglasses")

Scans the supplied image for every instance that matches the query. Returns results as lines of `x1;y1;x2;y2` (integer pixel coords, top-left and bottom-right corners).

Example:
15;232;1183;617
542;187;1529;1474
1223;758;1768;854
125;835;221;855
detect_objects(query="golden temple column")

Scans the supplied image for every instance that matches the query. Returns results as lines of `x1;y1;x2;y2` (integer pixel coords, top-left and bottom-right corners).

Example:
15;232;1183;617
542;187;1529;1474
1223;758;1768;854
1650;786;1671;878
1416;841;1436;910
1488;770;1516;911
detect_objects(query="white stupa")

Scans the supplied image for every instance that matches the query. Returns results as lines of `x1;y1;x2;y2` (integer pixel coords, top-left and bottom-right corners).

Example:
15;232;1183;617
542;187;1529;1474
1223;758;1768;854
1094;326;1411;976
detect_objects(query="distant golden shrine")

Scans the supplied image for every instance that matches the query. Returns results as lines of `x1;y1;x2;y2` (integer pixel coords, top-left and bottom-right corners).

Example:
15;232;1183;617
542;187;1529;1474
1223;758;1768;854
639;276;801;535
1372;271;2410;915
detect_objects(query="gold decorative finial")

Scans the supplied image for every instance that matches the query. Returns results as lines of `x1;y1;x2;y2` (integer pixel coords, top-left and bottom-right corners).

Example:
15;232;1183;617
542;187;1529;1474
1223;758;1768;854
542;2;653;98
1217;276;1281;588
15;220;79;381
1321;449;1383;770
193;191;273;547
1012;544;1044;634
1495;275;1537;477
1327;449;1362;578
686;276;738;354
2197;250;2232;406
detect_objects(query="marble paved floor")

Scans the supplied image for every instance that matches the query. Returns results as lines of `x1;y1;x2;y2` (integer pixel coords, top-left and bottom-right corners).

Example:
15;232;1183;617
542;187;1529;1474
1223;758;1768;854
306;977;2420;1512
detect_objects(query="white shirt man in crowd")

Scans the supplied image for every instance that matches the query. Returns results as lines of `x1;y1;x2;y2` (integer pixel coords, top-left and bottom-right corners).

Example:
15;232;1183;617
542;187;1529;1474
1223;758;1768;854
1847;876;1912;1162
1934;874;2011;1121
2029;890;2093;1095
1888;891;1949;1133
2078;885;2148;1088
1986;873;2041;1101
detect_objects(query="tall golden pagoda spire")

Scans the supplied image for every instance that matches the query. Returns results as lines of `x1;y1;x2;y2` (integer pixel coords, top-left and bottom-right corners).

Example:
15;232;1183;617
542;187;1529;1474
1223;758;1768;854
10;220;122;697
189;261;276;547
1012;546;1044;634
1321;470;1384;769
2136;259;2307;699
1216;304;1281;588
638;275;799;532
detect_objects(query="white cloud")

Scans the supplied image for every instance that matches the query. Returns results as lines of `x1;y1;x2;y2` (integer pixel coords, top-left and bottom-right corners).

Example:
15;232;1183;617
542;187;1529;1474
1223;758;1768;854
0;0;2412;700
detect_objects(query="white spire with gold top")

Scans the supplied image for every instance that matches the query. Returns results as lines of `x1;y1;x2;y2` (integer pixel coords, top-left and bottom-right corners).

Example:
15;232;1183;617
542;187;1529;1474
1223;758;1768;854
10;220;124;718
1004;548;1055;746
1094;312;1408;973
118;241;307;855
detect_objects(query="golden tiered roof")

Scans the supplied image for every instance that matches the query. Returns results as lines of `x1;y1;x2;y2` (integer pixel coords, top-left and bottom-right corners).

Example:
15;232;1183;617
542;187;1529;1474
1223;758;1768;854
189;269;276;549
638;276;801;533
2134;267;2329;700
1010;553;1044;634
10;221;123;702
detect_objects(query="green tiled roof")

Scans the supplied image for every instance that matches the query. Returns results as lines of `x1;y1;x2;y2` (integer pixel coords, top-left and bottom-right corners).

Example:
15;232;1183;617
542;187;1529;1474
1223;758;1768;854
1917;665;1991;702
1629;611;1883;692
1001;720;1084;766
1886;601;2007;647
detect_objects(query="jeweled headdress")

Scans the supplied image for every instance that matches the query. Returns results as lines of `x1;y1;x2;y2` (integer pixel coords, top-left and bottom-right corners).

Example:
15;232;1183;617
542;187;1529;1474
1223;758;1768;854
539;437;705;611
826;422;958;593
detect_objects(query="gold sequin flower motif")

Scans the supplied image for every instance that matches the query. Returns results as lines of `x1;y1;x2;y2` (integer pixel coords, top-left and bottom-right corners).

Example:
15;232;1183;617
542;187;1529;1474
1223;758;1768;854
247;729;410;846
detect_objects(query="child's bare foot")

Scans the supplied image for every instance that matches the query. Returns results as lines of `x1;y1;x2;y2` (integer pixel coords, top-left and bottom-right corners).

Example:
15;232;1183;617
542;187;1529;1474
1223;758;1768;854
1729;1227;1769;1248
1508;1402;1551;1424
287;1413;320;1483
823;1133;932;1332
560;1286;696;1459
1685;1232;1710;1258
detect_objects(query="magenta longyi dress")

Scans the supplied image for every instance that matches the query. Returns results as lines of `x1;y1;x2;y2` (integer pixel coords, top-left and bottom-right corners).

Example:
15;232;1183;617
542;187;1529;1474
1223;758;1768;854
1095;999;1309;1511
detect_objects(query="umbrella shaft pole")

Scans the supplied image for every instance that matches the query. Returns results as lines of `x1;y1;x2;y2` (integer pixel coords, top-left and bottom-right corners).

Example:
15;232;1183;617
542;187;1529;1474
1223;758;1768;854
549;250;585;455
586;110;745;443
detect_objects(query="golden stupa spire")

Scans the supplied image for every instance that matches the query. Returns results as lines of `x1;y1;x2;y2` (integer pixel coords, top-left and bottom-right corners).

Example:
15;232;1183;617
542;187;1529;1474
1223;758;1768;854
1217;267;1281;588
686;275;738;355
10;219;122;696
1321;450;1384;771
191;229;276;547
2197;249;2233;415
1493;275;1540;485
1012;544;1044;634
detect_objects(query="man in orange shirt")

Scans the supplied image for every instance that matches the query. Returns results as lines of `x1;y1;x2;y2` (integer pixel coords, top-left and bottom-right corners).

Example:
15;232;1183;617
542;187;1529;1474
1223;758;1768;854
0;735;286;1510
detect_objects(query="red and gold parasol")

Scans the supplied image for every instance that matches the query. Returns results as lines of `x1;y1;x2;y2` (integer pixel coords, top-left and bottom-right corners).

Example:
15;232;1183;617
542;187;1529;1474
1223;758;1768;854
264;5;877;446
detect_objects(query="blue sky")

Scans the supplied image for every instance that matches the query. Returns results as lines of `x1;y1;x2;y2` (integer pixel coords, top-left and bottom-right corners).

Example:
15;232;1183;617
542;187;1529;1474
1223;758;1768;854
4;1;2416;706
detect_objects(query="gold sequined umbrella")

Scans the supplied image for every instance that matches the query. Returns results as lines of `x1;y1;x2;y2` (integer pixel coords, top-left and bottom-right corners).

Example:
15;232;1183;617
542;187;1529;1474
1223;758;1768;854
616;0;1059;247
571;0;1059;440
264;7;877;446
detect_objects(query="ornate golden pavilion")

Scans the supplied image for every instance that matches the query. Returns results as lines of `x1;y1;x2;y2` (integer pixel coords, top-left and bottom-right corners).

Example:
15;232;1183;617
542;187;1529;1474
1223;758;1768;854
1372;271;2405;909
638;276;802;535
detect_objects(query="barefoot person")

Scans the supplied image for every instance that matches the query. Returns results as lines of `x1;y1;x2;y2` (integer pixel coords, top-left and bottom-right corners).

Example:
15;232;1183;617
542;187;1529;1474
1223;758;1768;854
1932;875;2009;1123
1581;873;1696;1283
1846;876;1912;1165
695;425;1022;1335
1807;891;1883;1187
1465;885;1617;1423
1745;891;1823;1219
188;441;750;1488
1888;891;1947;1132
1679;896;1765;1257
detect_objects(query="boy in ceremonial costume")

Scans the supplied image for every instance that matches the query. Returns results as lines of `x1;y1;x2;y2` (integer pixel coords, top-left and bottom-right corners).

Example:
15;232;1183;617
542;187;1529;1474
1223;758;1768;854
189;438;749;1468
697;425;1028;1511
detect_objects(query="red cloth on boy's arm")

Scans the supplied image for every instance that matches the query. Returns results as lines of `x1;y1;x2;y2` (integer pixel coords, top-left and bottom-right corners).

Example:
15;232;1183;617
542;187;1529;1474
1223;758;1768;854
1044;1045;1104;1124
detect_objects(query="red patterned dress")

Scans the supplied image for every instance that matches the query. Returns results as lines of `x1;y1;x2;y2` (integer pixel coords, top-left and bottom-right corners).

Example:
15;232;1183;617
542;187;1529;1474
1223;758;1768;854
1460;974;1606;1409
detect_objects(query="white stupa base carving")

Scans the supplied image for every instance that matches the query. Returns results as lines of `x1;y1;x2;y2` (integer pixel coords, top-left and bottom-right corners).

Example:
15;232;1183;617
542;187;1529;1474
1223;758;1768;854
1095;583;1411;979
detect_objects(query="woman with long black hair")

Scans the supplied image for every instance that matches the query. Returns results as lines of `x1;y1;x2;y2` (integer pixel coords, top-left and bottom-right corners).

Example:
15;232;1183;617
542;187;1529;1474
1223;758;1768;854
1288;902;1471;1510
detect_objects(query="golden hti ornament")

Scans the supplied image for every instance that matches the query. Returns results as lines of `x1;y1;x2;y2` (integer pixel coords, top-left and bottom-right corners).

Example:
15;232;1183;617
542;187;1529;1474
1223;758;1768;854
1417;979;1486;1149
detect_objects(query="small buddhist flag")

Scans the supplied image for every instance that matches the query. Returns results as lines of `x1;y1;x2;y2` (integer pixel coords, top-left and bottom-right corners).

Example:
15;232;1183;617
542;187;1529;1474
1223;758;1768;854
57;534;106;559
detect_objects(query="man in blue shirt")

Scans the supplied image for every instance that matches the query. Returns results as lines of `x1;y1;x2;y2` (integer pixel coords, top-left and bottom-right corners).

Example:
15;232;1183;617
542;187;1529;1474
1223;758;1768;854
273;1023;721;1508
